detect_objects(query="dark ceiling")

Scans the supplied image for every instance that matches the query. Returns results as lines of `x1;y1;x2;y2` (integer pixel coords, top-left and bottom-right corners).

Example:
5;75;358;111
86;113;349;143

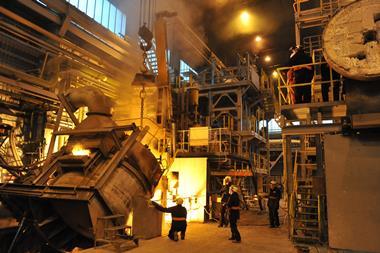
201;0;295;68
113;0;295;69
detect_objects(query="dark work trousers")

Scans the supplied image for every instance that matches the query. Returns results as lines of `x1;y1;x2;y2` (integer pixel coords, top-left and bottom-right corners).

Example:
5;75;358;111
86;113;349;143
168;221;187;240
268;203;280;227
229;216;241;241
294;69;313;103
220;204;228;226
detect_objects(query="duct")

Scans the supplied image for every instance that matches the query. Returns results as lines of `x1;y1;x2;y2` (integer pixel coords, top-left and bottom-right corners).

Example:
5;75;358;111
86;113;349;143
323;0;380;81
64;86;115;130
0;87;162;251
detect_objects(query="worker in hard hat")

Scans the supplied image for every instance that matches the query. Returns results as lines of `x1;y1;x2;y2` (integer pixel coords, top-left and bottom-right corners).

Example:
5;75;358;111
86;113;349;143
268;180;282;228
227;185;241;243
151;198;187;241
219;176;232;227
289;45;313;104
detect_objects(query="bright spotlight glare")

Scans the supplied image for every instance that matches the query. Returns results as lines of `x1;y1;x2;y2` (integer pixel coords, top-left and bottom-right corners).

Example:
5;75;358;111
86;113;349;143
255;36;262;42
240;10;251;24
264;56;272;62
272;71;279;78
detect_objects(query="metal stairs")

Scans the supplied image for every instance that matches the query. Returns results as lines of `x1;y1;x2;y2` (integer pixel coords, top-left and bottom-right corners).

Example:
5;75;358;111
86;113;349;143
291;137;321;245
239;177;255;209
262;89;276;117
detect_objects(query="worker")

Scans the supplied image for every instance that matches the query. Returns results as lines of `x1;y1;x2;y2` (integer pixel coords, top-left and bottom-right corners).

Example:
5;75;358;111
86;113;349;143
219;176;232;227
268;180;282;228
289;45;313;104
151;198;187;241
227;185;241;243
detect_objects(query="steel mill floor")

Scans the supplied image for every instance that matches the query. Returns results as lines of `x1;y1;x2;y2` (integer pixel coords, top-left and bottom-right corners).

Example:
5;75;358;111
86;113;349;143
129;210;298;253
130;223;296;253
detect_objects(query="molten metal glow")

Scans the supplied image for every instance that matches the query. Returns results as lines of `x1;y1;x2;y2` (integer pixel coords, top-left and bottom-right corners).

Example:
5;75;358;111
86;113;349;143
72;144;90;156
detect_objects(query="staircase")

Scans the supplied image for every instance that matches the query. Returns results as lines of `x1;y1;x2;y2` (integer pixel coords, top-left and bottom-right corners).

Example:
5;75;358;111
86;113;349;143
262;89;276;118
291;136;321;245
239;177;254;209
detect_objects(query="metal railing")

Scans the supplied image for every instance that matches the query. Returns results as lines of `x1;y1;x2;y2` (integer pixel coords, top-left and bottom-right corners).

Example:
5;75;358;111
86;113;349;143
293;0;354;29
196;52;260;88
177;128;233;154
276;61;343;108
252;153;270;174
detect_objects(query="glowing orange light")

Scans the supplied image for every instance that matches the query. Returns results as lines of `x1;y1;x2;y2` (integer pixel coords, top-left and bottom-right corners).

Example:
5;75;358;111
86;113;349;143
264;56;272;63
240;10;251;25
72;144;90;156
272;71;279;78
255;36;262;42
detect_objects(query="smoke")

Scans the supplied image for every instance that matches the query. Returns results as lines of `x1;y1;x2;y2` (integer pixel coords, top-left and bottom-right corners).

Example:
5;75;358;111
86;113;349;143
209;1;282;42
154;0;213;68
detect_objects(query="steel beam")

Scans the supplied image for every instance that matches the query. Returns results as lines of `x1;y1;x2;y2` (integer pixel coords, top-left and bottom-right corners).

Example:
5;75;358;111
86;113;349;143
282;124;342;136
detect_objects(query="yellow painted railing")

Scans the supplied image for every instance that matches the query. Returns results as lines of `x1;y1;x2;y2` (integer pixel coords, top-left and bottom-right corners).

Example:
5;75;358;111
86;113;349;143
276;61;342;108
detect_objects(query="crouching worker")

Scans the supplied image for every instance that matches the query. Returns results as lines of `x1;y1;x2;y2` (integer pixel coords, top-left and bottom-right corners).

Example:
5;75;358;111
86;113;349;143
151;198;187;241
228;185;241;243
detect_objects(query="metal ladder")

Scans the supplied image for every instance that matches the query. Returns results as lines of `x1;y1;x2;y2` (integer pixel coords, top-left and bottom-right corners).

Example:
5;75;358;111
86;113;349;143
291;136;321;244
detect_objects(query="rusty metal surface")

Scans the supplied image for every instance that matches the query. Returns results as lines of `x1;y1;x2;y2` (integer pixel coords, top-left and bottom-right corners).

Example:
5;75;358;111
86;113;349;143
0;87;162;251
324;134;380;252
323;0;380;81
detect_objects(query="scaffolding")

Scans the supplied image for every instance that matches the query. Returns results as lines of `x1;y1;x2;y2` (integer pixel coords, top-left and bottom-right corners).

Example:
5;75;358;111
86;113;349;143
293;0;355;59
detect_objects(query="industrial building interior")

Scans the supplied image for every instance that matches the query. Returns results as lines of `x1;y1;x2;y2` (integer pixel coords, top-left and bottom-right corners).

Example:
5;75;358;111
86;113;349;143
0;0;379;252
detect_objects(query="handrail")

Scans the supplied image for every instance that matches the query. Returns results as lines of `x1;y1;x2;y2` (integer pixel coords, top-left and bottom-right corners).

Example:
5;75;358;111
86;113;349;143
276;61;343;107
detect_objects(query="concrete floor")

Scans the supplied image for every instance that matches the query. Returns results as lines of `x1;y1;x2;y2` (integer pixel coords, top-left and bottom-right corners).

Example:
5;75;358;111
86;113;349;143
129;210;297;253
129;223;296;253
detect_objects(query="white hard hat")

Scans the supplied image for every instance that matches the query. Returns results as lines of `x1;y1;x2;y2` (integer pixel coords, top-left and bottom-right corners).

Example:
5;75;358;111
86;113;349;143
270;180;277;185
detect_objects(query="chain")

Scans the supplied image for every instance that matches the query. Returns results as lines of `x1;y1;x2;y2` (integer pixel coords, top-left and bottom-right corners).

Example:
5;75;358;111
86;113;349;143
139;85;146;128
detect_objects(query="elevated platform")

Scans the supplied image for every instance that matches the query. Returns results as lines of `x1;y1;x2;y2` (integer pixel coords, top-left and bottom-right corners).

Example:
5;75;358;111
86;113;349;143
210;170;253;177
176;151;249;162
281;101;346;121
234;130;267;143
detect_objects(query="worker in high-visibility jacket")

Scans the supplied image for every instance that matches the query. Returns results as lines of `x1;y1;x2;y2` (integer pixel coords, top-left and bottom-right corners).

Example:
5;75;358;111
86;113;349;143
151;198;187;241
227;185;241;243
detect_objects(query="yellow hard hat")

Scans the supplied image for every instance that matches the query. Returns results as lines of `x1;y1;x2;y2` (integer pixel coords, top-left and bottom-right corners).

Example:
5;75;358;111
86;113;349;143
176;198;184;205
224;176;232;185
231;185;239;192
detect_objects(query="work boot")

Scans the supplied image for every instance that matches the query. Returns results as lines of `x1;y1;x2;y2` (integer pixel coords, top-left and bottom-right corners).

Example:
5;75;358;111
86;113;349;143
173;232;179;241
228;237;235;240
